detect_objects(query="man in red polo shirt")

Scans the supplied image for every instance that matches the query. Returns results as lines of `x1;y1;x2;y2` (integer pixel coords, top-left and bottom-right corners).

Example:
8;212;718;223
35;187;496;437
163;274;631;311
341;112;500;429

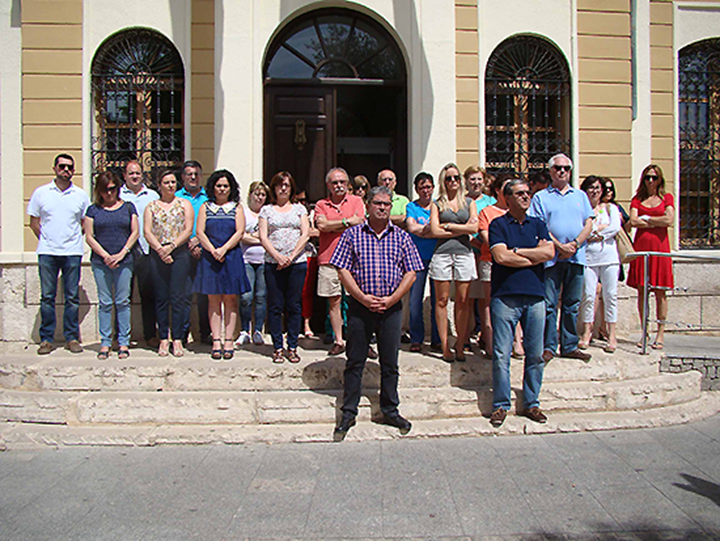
315;167;366;356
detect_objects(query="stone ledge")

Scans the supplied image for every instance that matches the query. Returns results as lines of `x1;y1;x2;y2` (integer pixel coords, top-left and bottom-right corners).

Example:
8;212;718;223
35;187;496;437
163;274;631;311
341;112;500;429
1;392;718;449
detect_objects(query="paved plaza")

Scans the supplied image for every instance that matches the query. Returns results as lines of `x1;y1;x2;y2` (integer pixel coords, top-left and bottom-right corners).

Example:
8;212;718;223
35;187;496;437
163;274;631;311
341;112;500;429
1;413;720;540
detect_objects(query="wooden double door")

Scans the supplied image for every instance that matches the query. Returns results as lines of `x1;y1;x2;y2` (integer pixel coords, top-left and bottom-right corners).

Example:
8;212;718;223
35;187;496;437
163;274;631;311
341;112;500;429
264;83;407;202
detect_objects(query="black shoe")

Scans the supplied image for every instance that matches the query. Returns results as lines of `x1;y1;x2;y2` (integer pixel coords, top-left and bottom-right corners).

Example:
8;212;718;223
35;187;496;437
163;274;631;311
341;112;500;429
400;332;411;344
383;413;412;433
335;415;356;435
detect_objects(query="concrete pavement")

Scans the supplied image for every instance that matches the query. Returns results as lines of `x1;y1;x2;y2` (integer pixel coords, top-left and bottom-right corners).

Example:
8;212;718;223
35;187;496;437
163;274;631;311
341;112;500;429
2;414;720;540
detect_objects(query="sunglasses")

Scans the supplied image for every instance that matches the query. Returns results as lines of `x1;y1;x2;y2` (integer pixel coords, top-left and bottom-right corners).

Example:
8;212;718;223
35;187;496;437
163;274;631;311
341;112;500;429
553;165;572;172
644;175;659;181
355;185;368;191
57;163;74;171
513;190;531;198
105;185;118;193
445;175;461;182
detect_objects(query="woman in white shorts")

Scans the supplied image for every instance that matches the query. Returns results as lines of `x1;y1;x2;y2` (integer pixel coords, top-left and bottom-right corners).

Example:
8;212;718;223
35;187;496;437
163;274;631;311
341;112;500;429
429;163;478;362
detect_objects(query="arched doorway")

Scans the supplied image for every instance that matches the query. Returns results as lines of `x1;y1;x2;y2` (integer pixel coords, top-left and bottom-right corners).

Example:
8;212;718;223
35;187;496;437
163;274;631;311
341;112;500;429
263;8;407;201
91;28;185;184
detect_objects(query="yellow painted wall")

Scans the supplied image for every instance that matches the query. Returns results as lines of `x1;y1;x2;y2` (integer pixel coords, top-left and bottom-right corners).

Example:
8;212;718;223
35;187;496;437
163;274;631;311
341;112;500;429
191;0;215;171
455;1;479;171
577;0;634;203
21;0;83;251
650;0;674;185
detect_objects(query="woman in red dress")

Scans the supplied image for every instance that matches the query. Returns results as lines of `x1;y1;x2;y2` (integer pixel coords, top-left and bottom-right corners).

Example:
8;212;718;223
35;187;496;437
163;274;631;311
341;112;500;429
627;164;674;349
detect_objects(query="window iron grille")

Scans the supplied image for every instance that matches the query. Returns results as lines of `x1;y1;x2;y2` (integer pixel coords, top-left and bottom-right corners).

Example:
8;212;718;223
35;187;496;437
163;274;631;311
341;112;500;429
91;29;184;185
485;35;571;178
679;39;720;249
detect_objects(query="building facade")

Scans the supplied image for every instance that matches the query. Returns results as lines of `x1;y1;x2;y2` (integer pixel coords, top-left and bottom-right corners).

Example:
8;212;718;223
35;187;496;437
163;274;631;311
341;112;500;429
0;0;719;343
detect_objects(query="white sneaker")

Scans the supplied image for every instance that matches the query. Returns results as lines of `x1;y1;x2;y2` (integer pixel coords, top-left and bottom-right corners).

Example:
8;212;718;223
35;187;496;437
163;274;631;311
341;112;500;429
252;330;265;346
235;331;251;347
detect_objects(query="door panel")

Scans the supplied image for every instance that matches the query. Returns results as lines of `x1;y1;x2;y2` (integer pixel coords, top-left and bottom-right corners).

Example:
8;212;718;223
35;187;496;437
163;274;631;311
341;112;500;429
265;87;335;202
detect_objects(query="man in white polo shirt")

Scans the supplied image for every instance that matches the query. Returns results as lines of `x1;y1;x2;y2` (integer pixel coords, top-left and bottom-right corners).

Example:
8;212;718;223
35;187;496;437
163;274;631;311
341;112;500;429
27;154;91;354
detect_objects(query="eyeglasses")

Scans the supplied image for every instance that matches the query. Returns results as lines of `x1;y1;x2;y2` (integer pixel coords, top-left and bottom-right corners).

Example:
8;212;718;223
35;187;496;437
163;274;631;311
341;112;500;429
553;165;572;172
644;175;659;181
57;163;74;171
512;190;531;198
587;185;603;191
380;177;395;183
445;175;461;182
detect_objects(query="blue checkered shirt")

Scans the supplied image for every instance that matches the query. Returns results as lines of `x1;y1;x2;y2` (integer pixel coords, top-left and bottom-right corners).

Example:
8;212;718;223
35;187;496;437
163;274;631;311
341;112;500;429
330;221;424;297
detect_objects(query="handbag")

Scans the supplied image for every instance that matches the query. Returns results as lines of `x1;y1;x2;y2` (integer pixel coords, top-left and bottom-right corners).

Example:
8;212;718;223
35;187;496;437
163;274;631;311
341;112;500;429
615;227;636;263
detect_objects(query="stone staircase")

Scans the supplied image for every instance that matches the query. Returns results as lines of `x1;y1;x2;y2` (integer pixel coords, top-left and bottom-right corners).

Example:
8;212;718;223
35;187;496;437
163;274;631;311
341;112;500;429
0;339;718;448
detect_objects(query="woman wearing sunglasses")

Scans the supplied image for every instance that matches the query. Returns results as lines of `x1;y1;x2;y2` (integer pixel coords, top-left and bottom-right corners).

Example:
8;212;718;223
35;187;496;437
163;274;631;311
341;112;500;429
627;164;675;350
85;171;139;360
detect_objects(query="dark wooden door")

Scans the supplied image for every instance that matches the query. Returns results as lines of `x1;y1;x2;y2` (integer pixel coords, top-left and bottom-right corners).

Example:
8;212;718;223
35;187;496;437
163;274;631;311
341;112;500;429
264;86;335;202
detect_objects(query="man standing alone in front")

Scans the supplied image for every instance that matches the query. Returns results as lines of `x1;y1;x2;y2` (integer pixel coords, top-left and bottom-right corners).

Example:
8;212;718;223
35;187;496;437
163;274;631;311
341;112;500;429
330;186;424;437
27;154;90;354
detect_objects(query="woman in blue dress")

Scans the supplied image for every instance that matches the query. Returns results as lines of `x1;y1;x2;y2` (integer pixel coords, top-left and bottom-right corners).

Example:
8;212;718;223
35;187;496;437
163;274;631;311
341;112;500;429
194;169;250;360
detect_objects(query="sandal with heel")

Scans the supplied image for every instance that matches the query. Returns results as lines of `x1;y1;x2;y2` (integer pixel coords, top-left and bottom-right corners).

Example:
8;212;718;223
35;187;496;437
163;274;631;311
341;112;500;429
211;339;222;361
223;340;234;360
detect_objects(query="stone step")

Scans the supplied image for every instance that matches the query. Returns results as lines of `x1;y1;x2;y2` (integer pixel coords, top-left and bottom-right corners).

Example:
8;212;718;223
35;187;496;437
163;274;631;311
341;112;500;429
0;371;701;426
0;342;660;392
2;392;720;449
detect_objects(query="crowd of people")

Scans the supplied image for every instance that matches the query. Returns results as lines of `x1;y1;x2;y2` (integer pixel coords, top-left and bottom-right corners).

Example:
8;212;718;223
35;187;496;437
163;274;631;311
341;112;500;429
28;153;675;434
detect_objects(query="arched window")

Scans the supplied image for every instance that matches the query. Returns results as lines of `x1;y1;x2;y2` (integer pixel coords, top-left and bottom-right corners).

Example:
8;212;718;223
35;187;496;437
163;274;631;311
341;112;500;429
679;39;720;249
485;35;571;178
91;28;184;182
264;10;405;82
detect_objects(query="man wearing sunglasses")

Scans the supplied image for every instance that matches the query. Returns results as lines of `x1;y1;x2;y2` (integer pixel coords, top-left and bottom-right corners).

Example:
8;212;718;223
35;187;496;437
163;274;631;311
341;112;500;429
528;153;594;363
27;154;91;355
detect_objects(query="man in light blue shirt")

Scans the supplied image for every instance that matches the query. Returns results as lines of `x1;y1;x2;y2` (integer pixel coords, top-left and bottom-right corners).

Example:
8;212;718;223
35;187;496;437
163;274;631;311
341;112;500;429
27;154;90;355
120;160;159;346
175;160;210;344
528;154;593;362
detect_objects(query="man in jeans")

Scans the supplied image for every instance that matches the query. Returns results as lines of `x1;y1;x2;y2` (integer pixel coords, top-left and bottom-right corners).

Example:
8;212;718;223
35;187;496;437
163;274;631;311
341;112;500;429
488;178;555;427
27;154;91;354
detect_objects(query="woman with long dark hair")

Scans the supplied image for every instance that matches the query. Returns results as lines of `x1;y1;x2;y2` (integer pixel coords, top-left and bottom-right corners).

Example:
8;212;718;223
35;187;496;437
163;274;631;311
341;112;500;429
627;164;675;349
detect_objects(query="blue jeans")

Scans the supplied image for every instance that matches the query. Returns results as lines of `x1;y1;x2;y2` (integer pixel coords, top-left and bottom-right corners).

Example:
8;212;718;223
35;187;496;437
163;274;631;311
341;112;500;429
544;262;584;355
343;298;403;417
151;246;191;340
491;295;546;411
240;262;267;333
409;261;439;345
265;262;307;350
92;261;133;347
38;254;81;343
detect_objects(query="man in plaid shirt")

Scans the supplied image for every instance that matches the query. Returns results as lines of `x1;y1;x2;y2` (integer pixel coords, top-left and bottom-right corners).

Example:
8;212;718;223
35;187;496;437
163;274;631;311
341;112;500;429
330;185;424;437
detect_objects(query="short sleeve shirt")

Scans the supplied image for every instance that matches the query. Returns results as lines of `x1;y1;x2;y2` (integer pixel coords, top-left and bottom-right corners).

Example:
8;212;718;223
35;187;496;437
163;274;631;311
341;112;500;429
259;204;308;265
175;187;208;237
405;200;436;261
528;185;594;267
390;192;410;217
330;221;424;297
477;205;508;262
314;193;366;264
489;213;550;299
27;181;91;256
86;202;138;266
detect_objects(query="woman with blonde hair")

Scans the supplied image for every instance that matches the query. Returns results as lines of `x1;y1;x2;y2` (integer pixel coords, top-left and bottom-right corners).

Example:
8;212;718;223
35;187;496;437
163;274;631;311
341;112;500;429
429;162;479;362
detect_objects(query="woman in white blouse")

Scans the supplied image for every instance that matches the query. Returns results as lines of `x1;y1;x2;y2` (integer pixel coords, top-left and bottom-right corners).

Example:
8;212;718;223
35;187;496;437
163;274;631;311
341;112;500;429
579;175;621;353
